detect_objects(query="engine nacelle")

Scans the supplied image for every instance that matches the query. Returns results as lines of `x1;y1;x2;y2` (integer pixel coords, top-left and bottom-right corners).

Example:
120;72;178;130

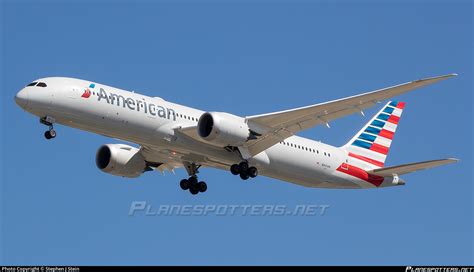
95;144;147;178
197;112;252;146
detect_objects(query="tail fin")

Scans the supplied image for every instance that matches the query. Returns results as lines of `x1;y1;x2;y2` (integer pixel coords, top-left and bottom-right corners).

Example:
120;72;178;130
341;101;405;170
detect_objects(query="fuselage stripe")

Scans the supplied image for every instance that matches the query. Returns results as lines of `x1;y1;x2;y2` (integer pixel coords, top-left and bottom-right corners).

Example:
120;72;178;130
348;152;384;167
336;163;384;187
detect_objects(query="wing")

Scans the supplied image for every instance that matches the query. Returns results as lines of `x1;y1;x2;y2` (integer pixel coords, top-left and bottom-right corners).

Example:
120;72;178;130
243;74;457;157
367;158;458;177
139;143;233;175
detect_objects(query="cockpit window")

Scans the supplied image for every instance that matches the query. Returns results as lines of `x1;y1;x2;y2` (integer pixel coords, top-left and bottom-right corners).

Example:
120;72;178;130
37;82;47;87
27;82;38;87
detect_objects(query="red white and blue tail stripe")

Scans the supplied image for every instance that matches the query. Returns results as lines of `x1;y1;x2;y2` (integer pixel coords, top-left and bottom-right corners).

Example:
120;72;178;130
341;101;405;170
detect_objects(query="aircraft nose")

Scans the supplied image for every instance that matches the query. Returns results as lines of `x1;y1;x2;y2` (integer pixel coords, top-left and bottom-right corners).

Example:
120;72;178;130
15;88;29;108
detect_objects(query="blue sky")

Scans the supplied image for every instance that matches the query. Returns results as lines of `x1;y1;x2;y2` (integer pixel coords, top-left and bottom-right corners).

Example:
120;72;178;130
1;0;472;265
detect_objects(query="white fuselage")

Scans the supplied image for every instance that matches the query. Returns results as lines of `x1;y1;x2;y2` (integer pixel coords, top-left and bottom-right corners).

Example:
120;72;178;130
15;77;397;189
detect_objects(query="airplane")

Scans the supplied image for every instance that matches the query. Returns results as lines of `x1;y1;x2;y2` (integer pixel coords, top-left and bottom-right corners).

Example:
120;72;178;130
14;74;459;195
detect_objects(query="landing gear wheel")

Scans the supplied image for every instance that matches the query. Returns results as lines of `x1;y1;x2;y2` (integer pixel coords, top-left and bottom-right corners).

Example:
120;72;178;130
188;176;198;184
186;175;201;195
240;172;250;180
189;186;199;195
232;161;257;180
181;163;207;195
44;130;56;140
49;129;56;138
248;167;258;178
180;179;190;190
230;164;240;175
41;117;56;140
239;161;249;173
198;181;207;193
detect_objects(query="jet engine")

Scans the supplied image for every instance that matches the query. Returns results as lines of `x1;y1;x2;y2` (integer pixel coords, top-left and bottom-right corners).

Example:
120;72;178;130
197;112;256;146
95;144;147;178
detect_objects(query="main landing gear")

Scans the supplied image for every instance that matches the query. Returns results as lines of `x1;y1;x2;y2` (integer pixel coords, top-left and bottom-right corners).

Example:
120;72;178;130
40;116;56;140
180;162;207;195
180;176;207;195
230;161;258;180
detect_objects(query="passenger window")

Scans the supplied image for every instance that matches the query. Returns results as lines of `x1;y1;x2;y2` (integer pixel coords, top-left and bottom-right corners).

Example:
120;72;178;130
27;82;37;87
37;82;47;87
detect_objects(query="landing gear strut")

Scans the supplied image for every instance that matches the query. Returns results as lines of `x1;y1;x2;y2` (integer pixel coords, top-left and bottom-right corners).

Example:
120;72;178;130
230;161;258;180
181;162;207;195
40;116;56;140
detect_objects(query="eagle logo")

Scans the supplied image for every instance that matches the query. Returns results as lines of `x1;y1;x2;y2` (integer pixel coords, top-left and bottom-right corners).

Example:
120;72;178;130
81;83;95;98
81;88;91;98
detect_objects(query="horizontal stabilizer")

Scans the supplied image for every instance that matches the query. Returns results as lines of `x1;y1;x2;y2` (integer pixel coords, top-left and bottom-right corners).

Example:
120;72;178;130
367;158;458;177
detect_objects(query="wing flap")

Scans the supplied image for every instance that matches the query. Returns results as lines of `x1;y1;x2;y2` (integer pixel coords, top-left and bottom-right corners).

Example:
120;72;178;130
367;158;458;177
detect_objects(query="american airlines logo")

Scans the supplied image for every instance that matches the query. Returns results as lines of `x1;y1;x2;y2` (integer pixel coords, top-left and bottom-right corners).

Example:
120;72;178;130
81;83;94;98
82;83;176;121
81;87;91;98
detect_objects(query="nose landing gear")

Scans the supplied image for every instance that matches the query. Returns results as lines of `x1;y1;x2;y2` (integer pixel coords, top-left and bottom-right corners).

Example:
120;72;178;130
40;116;56;140
230;161;258;180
